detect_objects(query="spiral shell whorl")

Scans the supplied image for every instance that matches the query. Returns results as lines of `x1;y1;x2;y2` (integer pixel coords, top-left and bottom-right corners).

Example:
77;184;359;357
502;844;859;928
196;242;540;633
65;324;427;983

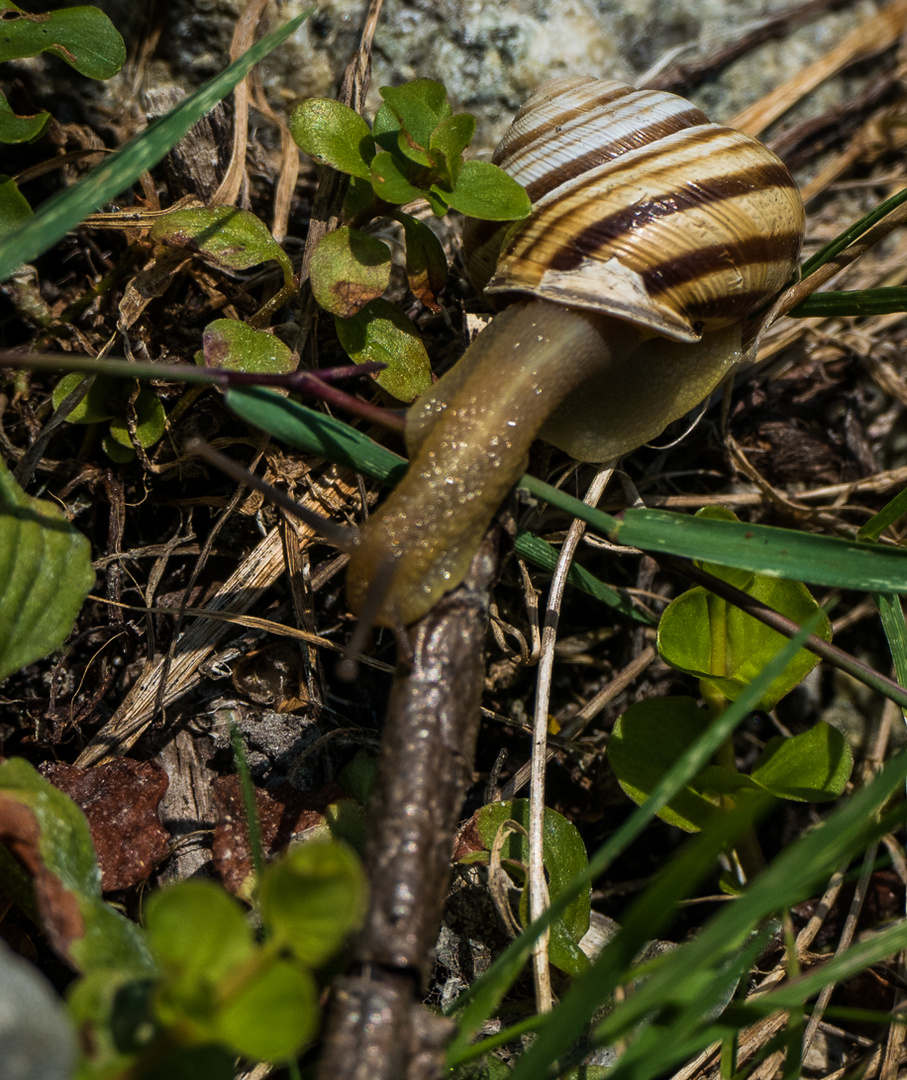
463;78;804;342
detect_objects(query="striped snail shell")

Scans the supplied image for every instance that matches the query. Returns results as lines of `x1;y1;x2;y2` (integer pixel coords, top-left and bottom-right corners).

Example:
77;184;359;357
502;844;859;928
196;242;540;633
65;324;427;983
464;76;804;340
346;77;805;627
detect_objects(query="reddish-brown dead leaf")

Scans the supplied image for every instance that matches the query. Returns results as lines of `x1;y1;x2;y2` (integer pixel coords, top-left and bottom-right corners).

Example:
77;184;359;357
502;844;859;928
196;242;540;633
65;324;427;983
40;760;169;891
211;776;347;896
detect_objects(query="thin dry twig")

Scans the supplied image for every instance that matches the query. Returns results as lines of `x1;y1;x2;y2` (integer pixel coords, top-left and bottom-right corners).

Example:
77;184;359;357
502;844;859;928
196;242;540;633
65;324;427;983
528;464;614;1013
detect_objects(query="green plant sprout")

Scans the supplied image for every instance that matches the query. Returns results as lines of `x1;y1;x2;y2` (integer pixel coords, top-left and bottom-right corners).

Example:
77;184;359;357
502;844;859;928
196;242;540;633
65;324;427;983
290;78;531;401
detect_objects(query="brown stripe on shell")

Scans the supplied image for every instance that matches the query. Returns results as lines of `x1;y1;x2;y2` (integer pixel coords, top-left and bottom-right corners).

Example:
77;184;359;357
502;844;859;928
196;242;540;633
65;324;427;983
544;157;801;273
500;81;636;158
512;105;710;204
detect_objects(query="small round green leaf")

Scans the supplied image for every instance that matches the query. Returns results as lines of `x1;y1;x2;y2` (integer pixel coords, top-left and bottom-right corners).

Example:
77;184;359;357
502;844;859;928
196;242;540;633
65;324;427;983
750;722;852;801
608;698;721;832
144;881;254;986
437;159;532;220
215;956;319;1062
289;98;374;180
258;841;366;967
0;4;126;79
309;227;392;317
475;800;590;976
52;372;118;424
334;298;431;402
369;150;423;204
202;319;295;374
107;387;166;449
658;575;830;711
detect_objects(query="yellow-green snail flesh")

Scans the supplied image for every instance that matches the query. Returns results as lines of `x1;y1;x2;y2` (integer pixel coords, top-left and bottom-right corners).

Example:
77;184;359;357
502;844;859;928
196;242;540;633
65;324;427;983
346;76;806;627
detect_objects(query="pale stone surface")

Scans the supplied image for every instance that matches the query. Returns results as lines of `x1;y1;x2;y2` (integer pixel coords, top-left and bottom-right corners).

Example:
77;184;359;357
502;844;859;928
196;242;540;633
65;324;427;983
84;0;883;151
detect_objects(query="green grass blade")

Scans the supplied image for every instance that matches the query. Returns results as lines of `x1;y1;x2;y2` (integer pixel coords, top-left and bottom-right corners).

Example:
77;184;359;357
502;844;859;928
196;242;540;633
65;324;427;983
0;10;314;282
616;508;907;593
789;287;907;318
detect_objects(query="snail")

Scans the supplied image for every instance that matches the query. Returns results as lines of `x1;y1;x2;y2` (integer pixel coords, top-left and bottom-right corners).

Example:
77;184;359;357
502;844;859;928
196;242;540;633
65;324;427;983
346;77;805;628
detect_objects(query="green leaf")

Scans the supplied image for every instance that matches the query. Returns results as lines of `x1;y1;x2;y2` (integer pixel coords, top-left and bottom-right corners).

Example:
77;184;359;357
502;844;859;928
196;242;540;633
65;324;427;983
289;98;374;179
0;10;313;282
214;955;319;1062
107;386;166;449
608;698;722;832
369;150;423;204
379;80;452;164
437;159;532;220
0;461;94;683
397;213;447;312
202;319;295;374
0;90;49;143
658;571;830;711
334;297;431;402
0;174;32;237
309;226;392;317
144;881;254;988
0;758;154;974
475;800;591;976
52;372;117;423
259;842;366;968
370;102;402;152
429;113;475;186
750;722;852;801
0;3;125;79
149;206;293;287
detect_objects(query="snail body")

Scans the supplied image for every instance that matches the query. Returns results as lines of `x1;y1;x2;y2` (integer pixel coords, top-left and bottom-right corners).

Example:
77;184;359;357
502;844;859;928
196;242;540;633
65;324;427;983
346;77;805;627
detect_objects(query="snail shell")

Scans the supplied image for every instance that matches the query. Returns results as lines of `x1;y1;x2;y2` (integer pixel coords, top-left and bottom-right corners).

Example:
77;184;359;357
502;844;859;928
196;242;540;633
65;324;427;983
464;77;805;342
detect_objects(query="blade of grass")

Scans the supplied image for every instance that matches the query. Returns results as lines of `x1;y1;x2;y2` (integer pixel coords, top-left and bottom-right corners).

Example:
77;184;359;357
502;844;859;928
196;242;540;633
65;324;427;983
0;10;314;282
789;286;907;318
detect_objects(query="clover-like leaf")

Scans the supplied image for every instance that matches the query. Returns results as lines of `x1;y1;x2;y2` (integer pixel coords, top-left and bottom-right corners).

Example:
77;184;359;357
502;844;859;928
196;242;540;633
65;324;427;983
750;722;852;802
150;206;293;288
214;955;319;1062
608;698;723;832
202;319;295;374
0;2;126;79
309;227;392;317
144;881;254;990
0;90;48;143
436;159;532;220
334;298;431;402
658;507;831;710
0;462;94;684
259;842;366;968
289;98;375;180
397;213;447;312
106;386;167;450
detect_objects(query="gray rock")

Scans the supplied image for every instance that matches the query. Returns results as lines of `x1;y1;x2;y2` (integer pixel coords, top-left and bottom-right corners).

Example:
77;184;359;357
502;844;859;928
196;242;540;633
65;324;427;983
0;942;75;1080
